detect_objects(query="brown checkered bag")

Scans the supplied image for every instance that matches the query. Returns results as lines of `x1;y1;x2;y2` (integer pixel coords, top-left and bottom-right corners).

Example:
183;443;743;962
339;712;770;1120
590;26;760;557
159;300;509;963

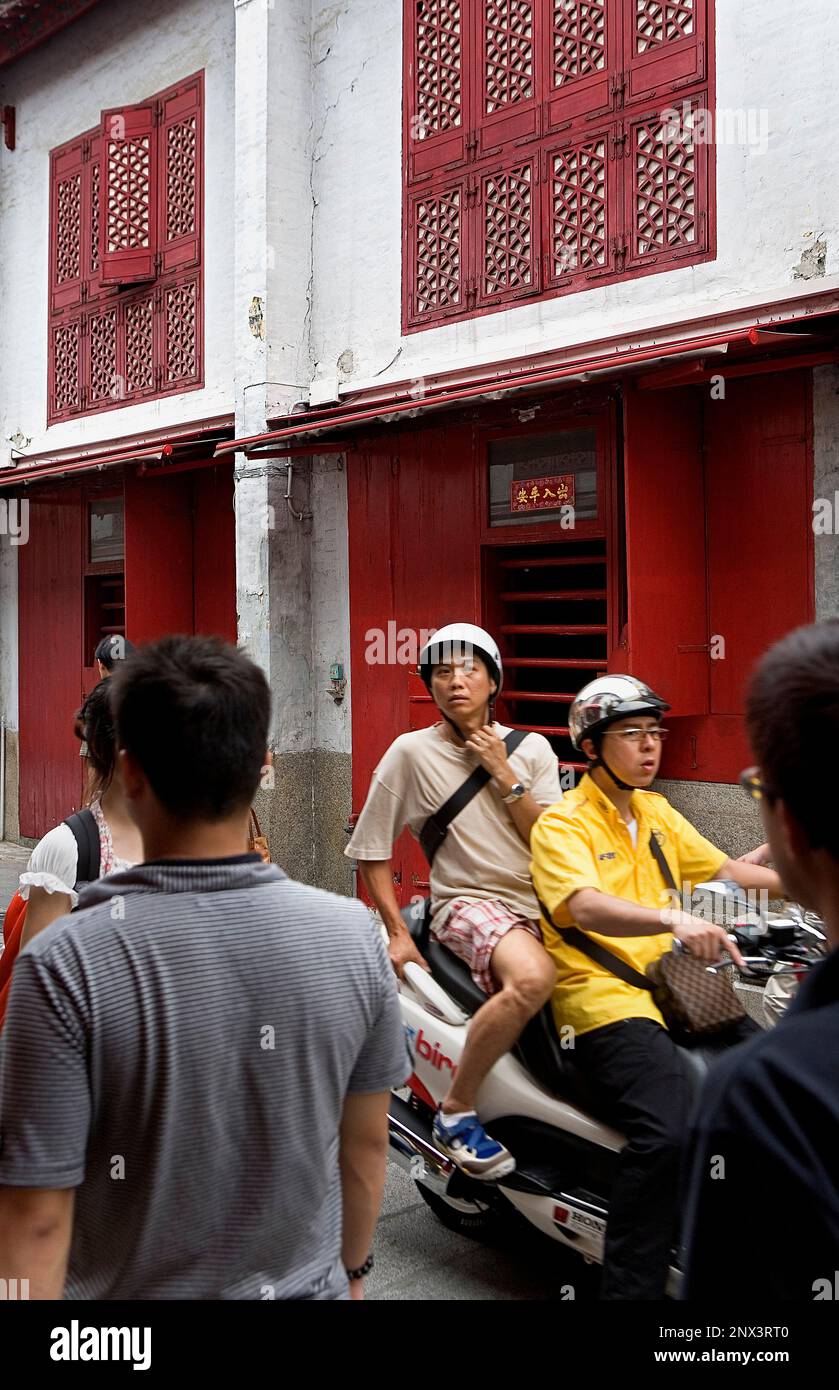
646;830;745;1037
645;949;745;1038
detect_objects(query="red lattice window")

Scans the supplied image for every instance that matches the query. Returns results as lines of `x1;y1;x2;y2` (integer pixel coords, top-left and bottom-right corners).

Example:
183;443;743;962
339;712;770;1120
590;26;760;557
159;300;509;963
625;97;709;268
48;71;203;424
477;155;539;306
403;1;714;329
407;179;466;319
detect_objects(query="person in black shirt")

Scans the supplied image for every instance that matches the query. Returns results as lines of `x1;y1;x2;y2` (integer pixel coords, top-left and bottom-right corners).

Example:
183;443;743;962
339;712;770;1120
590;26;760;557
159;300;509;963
682;620;839;1300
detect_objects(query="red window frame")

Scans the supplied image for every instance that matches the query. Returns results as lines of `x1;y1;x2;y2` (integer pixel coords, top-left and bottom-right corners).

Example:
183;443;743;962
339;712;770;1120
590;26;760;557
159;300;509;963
48;71;204;425
403;1;716;332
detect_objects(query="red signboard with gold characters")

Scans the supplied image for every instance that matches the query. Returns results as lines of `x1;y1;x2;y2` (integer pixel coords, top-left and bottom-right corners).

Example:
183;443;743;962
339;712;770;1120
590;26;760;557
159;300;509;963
510;474;576;513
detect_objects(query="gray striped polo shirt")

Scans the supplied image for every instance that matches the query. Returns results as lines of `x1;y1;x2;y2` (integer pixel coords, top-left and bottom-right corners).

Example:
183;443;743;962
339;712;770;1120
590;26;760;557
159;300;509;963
0;855;409;1299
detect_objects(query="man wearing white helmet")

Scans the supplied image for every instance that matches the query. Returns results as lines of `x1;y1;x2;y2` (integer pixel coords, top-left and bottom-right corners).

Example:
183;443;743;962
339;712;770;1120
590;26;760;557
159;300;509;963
346;623;561;1179
530;674;783;1299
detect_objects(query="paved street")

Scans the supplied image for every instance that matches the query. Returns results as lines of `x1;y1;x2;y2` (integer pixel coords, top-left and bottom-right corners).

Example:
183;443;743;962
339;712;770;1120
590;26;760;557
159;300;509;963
367;1160;599;1301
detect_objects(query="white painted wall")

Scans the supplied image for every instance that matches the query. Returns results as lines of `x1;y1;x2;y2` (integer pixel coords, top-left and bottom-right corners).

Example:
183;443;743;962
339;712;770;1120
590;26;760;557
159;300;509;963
0;0;236;464
308;0;839;396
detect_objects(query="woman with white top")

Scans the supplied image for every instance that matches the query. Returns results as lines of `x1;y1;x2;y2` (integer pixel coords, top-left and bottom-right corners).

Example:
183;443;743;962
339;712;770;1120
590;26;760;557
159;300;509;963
19;679;143;947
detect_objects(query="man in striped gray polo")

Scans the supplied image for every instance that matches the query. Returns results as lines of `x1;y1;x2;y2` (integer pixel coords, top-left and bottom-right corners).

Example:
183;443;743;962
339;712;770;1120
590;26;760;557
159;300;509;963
0;635;408;1300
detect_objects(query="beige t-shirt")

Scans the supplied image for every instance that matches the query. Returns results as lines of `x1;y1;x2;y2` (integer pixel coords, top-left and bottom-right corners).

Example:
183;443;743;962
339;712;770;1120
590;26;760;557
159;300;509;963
345;722;562;924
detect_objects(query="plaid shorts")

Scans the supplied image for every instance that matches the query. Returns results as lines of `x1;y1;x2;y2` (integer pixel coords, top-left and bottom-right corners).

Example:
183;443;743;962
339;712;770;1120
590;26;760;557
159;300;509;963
433;897;542;997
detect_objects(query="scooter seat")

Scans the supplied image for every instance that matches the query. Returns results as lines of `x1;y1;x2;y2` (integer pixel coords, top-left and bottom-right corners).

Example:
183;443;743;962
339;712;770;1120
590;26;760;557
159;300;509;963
401;906;598;1106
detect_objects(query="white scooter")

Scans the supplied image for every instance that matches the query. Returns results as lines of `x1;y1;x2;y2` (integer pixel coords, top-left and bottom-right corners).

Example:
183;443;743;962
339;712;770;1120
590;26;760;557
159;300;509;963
387;884;827;1295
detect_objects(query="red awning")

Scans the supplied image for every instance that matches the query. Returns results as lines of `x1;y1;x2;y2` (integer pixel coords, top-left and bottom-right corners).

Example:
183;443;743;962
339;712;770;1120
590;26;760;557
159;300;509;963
216;316;838;460
0;417;234;487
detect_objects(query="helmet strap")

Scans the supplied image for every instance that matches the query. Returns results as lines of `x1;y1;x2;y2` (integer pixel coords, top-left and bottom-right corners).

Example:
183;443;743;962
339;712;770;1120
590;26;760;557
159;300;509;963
588;736;640;793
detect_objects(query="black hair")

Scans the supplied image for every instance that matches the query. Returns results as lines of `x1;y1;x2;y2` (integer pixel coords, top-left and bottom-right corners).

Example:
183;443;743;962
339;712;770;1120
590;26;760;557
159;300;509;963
74;679;117;804
95;634;137;671
746;620;839;860
109;634;271;821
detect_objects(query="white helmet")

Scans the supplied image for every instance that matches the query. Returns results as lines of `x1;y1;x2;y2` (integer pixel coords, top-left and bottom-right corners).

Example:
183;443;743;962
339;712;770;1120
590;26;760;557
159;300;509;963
418;623;503;697
569;675;669;752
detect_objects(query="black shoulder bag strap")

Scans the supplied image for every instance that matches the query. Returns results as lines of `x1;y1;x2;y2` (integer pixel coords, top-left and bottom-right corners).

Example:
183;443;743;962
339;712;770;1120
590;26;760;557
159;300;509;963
536;825;678;995
648;826;679;894
64;809;101;890
419;728;529;867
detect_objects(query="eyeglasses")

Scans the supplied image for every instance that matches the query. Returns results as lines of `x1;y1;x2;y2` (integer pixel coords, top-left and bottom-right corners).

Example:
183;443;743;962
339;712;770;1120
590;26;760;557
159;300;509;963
739;766;775;802
608;727;669;745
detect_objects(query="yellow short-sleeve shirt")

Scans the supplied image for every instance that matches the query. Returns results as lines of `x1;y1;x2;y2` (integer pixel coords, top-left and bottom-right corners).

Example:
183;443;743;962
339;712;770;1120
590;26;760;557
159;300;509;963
530;774;727;1038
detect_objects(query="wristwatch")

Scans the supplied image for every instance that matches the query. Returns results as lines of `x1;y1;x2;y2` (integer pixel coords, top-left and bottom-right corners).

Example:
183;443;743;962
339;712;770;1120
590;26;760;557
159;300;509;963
502;782;526;804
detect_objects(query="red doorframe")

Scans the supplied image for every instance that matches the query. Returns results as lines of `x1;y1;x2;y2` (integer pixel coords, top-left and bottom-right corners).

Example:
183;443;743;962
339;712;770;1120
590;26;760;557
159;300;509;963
18;490;85;837
17;460;237;839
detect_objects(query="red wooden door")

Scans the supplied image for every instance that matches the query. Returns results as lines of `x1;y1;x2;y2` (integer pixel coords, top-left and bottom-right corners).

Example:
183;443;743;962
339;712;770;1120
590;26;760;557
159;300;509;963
124;470;194;640
18;489;85;836
347;427;479;905
704;372;813;716
193;464;237;641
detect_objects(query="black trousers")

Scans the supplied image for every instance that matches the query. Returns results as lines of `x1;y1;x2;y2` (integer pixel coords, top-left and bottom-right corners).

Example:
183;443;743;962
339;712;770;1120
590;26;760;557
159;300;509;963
569;1015;759;1300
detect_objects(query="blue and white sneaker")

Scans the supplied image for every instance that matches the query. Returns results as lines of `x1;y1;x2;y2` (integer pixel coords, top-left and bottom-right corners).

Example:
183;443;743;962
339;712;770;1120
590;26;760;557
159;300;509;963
432;1109;516;1181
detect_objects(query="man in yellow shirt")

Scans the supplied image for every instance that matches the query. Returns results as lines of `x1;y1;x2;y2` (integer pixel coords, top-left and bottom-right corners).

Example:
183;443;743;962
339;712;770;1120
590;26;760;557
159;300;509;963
530;675;782;1300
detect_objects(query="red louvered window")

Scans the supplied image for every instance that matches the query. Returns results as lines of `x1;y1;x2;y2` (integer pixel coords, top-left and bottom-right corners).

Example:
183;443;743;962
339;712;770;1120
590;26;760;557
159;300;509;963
48;71;203;425
403;1;714;329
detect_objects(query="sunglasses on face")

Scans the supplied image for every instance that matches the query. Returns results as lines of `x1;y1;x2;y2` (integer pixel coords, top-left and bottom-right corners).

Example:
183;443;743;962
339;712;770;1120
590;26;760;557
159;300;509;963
739;766;776;802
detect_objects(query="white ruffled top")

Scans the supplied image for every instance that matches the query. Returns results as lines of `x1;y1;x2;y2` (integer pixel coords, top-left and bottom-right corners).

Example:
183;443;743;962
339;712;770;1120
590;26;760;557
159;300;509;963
19;799;135;908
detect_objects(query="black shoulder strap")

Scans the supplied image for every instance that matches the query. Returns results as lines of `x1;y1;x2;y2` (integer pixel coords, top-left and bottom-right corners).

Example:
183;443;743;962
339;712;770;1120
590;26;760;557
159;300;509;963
649;828;679;893
63;809;101;888
534;894;654;994
419;728;529;866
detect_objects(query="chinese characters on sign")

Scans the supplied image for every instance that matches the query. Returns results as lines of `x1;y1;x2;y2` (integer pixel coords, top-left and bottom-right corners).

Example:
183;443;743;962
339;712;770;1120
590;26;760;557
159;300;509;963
510;474;576;513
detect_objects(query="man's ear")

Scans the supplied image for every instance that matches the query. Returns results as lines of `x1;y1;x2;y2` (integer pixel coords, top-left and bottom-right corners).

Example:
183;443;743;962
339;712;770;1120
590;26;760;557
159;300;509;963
580;736;596;762
118;747;145;801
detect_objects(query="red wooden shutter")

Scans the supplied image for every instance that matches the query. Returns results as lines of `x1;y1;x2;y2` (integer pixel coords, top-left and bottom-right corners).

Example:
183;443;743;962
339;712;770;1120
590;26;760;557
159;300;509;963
159;276;201;389
544;0;618;133
475;153;540;308
624;95;708;271
49;315;83;419
50;137;85;312
120;287;157;397
475;0;540;159
158;73;202;274
541;123;619;290
85;303;119;408
83;128;104;301
406;175;468;326
406;0;469;182
624;0;707;107
99;101;158;285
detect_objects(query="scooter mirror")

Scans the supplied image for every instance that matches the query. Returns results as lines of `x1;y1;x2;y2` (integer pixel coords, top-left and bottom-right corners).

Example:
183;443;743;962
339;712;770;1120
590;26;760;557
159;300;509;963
691;879;752;926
